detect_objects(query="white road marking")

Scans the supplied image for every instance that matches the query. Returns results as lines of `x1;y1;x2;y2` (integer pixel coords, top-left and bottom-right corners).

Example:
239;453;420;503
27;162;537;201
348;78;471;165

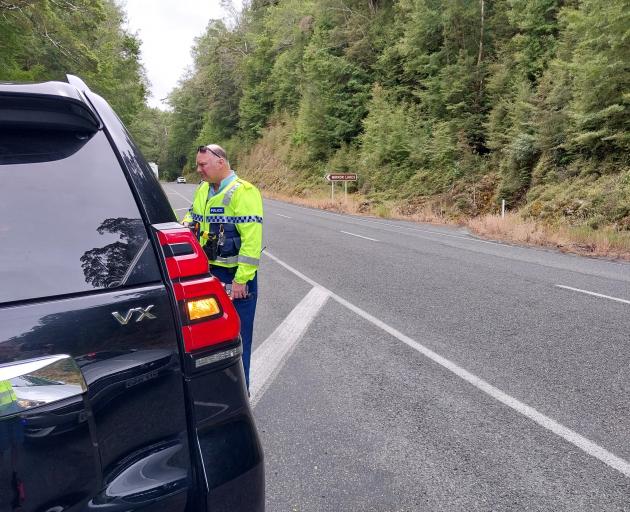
164;187;191;202
249;286;330;407
262;250;630;478
174;207;189;212
340;230;379;242
276;213;292;219
556;285;630;305
266;199;505;246
266;200;630;282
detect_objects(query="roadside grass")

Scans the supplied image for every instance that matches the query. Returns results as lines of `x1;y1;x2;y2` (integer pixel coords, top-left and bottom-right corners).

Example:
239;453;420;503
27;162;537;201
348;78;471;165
263;191;630;261
263;190;362;213
468;214;630;259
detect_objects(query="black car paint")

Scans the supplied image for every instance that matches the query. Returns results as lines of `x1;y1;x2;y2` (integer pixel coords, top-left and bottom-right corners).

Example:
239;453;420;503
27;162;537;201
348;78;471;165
0;80;264;511
86;86;264;511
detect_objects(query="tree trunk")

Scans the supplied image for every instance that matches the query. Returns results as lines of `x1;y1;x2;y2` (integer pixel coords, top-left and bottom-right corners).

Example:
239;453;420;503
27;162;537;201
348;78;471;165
477;0;485;67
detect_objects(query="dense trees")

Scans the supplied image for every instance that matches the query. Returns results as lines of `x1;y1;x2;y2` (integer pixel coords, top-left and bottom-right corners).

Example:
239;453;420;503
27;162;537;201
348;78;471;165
164;0;628;229
2;0;627;228
1;0;151;151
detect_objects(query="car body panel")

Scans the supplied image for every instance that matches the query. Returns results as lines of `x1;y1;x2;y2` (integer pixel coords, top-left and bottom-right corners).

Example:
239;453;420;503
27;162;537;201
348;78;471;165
0;79;264;512
0;285;192;510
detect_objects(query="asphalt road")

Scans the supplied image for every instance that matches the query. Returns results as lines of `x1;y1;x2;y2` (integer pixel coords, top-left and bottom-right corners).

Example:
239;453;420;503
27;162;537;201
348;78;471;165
163;182;630;512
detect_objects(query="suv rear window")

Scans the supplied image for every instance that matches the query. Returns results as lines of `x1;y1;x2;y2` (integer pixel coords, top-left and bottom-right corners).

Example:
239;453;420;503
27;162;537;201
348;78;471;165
0;128;161;304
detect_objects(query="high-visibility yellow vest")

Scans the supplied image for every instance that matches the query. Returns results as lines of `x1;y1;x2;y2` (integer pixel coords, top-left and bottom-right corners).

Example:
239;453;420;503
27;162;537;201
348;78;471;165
0;380;17;409
183;177;263;284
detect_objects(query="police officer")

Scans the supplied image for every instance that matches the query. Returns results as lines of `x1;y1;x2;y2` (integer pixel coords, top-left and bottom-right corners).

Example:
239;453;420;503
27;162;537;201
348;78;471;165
182;144;263;390
0;380;24;509
0;380;17;416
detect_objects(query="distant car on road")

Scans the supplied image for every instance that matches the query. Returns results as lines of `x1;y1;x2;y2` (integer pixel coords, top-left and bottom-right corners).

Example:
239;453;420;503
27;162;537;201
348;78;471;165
176;176;186;183
0;76;264;512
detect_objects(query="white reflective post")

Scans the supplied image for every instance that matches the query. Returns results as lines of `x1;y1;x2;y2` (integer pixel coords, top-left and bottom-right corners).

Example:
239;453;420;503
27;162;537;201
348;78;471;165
501;199;505;218
344;181;348;203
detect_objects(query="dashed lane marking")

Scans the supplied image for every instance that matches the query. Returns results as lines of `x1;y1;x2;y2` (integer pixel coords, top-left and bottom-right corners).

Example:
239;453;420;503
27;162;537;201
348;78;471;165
261;250;630;478
556;285;630;305
265;199;505;247
340;230;378;242
163;187;191;203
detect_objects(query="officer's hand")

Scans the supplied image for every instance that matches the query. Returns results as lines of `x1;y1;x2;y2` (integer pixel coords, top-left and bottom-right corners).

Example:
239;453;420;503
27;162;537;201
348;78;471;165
231;281;248;299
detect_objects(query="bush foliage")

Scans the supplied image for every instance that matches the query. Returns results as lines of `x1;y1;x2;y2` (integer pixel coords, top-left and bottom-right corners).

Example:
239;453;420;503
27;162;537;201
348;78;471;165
162;0;628;229
6;1;625;228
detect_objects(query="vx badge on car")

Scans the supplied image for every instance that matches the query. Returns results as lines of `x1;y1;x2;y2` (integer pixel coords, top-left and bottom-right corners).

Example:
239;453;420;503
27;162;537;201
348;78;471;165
112;305;156;325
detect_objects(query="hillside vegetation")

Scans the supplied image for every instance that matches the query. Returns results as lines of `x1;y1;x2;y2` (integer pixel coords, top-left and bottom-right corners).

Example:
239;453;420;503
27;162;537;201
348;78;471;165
163;0;629;254
2;1;628;255
0;0;169;164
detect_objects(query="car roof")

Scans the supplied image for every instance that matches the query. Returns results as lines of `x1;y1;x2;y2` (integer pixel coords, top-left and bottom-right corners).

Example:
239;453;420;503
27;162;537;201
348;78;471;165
0;76;101;132
0;80;88;101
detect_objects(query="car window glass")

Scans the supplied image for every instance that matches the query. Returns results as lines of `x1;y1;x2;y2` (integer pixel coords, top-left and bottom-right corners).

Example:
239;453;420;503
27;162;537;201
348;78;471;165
0;129;161;303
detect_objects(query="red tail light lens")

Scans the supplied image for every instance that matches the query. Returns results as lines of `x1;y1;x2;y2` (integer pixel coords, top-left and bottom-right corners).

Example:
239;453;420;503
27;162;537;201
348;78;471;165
153;223;240;352
174;276;240;352
156;226;208;279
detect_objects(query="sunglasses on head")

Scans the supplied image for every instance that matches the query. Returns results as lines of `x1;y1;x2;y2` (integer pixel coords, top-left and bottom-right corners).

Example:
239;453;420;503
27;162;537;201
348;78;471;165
197;145;223;159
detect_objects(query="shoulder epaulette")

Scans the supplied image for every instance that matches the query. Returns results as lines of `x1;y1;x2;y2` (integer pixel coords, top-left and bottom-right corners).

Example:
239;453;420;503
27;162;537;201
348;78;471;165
236;178;254;190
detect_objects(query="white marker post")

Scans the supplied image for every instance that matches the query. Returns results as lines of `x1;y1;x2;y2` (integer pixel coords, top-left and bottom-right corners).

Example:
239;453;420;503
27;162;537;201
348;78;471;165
501;199;505;218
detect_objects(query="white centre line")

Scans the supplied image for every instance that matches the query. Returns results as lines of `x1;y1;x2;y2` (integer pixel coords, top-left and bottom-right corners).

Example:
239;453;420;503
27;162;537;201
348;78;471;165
249;286;330;407
262;250;630;478
276;213;292;219
268;199;504;246
163;187;191;203
556;285;630;305
174;207;189;212
340;230;379;242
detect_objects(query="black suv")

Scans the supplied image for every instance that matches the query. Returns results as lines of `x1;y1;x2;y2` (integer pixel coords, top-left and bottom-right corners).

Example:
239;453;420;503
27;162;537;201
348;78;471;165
0;77;264;511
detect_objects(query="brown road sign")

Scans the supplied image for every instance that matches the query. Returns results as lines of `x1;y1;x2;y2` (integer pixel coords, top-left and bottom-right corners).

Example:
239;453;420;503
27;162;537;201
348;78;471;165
325;173;358;182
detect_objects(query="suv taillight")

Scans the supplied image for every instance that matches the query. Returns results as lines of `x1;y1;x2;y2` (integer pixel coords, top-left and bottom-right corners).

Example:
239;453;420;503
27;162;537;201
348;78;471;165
154;223;240;353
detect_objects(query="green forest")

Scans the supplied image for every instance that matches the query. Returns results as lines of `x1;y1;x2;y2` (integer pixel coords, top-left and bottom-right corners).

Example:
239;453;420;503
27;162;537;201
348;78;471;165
0;0;168;164
2;0;629;234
